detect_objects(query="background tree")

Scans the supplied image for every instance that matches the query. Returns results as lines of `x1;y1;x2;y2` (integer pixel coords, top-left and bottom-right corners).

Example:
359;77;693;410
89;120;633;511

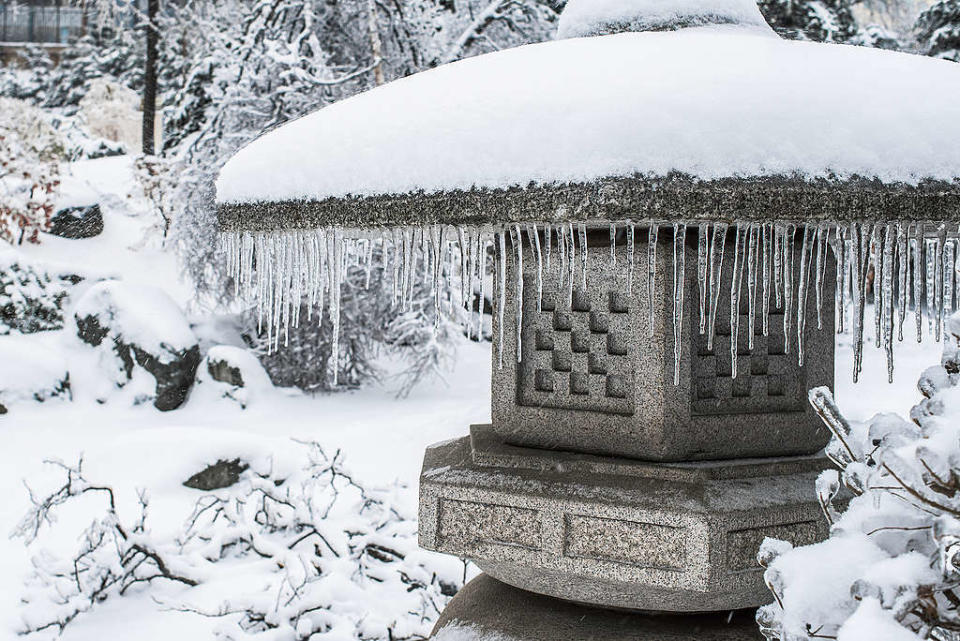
916;0;960;61
757;0;859;41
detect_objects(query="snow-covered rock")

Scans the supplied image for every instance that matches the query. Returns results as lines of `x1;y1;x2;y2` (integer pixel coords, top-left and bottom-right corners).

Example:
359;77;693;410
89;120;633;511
556;0;773;39
0;336;70;413
192;345;273;409
0;253;82;335
217;22;960;205
73;280;200;411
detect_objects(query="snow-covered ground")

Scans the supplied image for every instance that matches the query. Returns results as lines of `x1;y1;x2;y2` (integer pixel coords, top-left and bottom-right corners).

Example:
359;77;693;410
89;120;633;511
0;155;946;640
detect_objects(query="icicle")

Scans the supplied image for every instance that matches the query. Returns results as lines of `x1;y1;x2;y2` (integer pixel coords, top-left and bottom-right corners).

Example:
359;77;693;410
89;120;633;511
830;225;844;335
949;240;957;316
558;225;567;290
530;223;543;313
773;225;784;309
936;225;947;342
729;224;746;378
544;223;552;271
762;223;771;337
697;223;708;335
707;223;728;351
796;225;814;367
578;223;588;292
477;232;487;340
872;225;882;350
567;223;576;306
364;237;374;289
881;224;895;382
746;224;758;349
458;226;469;306
672;223;687;386
610;223;617;268
497;230;506;369
896;223;907;342
813;227;824;331
431;226;444;325
782;225;794;356
627;222;636;295
512;225;524;363
913;224;923;343
648;223;659;337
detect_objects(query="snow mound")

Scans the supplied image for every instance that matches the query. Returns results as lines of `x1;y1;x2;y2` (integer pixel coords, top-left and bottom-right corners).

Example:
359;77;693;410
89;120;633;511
192;345;274;408
217;28;960;205
0;335;70;412
556;0;773;39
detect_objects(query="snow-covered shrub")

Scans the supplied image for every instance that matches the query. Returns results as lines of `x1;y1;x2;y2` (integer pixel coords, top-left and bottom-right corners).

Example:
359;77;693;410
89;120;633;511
193;345;274;408
916;0;960;62
73;280;201;410
133;154;181;242
0;338;71;414
757;313;960;641
0;254;82;334
15;442;462;639
78;78;141;151
758;0;859;42
0;98;64;244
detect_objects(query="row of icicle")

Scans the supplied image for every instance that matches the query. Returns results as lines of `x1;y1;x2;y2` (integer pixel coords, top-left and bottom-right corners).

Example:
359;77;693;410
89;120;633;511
222;221;960;387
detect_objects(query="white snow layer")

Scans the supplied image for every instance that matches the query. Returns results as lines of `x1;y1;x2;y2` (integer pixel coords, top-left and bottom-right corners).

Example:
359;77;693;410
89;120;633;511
556;0;772;38
217;27;960;205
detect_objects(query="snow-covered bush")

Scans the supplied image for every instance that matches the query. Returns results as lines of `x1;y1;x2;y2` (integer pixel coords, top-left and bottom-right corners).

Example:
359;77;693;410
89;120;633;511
15;442;461;639
757;0;859;42
916;0;960;62
0;98;65;244
757;313;960;641
0;254;82;334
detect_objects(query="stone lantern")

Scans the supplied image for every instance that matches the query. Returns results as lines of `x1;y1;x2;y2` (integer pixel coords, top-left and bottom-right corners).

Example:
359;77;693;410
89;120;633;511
216;1;960;638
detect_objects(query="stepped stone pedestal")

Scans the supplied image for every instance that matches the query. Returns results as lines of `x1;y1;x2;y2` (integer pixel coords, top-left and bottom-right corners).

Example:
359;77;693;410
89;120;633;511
420;230;836;636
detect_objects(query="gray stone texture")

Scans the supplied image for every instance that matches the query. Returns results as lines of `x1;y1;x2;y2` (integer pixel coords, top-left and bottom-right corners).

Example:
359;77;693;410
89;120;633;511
50;204;104;239
433;573;763;641
419;430;829;612
217;173;960;233
491;228;834;461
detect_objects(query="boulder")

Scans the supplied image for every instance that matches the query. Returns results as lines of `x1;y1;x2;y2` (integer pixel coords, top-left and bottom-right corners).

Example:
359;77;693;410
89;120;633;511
0;256;82;334
49;204;104;239
74;281;200;411
0;338;71;413
193;345;274;408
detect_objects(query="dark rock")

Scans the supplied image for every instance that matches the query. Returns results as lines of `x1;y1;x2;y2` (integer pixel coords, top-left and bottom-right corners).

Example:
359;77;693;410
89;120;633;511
183;458;249;490
49;204;104;239
0;260;82;334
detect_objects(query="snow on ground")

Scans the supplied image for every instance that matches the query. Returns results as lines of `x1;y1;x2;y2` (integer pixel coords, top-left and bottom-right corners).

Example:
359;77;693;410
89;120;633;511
217;25;960;204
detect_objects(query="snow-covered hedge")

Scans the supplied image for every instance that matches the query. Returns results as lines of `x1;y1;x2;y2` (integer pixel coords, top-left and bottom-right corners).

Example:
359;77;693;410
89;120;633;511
758;313;960;641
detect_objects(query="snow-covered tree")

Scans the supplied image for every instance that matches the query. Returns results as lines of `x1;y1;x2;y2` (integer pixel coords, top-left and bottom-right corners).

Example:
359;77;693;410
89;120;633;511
758;0;860;42
0;98;64;244
916;0;960;61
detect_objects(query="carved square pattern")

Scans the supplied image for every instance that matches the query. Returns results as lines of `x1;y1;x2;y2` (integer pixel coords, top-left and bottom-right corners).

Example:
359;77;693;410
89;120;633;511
517;279;635;416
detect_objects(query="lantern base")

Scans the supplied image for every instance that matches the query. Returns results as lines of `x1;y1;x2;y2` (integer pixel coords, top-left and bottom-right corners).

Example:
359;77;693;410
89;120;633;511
432;574;764;641
419;427;829;612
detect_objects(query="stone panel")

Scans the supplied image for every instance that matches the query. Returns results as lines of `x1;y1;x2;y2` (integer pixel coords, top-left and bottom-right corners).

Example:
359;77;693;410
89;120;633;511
563;514;685;570
438;498;542;550
725;520;823;572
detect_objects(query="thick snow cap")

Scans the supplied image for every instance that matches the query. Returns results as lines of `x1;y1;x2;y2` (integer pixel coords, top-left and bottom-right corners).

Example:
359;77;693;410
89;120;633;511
556;0;774;39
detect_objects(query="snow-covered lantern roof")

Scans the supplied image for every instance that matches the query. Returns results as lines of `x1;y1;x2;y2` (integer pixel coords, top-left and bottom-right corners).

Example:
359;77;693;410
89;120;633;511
215;0;960;385
216;0;960;231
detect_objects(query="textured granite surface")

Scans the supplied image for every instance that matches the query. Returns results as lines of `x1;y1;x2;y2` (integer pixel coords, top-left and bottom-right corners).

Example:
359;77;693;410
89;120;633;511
490;228;834;461
432;575;764;640
217;173;960;232
419;435;829;612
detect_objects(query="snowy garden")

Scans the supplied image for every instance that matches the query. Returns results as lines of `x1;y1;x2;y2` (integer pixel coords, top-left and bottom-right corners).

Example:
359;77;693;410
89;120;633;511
3;0;960;640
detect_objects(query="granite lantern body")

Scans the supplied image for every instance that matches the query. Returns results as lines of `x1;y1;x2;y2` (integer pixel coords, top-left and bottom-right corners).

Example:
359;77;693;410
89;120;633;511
419;226;836;614
214;0;960;636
